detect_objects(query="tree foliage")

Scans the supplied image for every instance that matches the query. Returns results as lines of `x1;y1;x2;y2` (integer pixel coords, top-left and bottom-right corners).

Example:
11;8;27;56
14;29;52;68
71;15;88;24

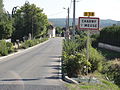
12;2;49;42
0;1;13;40
0;0;3;14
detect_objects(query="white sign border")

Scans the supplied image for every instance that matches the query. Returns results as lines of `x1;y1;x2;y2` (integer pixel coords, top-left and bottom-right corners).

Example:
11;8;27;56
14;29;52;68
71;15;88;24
78;17;100;30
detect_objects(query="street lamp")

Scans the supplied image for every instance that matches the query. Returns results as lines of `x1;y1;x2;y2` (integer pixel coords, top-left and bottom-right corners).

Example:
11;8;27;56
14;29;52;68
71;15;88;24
63;7;70;39
12;6;20;17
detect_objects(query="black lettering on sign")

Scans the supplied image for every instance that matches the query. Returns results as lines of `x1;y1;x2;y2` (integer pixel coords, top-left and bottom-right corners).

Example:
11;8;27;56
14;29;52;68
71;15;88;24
85;24;87;27
95;24;97;27
91;13;94;16
82;20;84;23
90;24;92;27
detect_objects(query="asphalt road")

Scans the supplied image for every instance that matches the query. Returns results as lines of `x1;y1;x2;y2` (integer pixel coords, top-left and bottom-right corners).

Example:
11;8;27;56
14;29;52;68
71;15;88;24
0;38;68;90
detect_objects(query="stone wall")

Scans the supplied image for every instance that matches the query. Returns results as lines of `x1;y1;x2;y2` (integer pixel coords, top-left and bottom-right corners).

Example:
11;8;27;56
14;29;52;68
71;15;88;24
98;43;120;52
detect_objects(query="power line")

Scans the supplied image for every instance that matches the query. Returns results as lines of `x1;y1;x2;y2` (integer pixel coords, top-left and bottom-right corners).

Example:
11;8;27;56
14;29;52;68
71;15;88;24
69;0;72;16
70;0;72;10
48;11;65;17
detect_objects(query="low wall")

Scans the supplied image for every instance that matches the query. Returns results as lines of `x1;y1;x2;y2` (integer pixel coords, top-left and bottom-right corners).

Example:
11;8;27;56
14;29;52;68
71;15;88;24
98;43;120;52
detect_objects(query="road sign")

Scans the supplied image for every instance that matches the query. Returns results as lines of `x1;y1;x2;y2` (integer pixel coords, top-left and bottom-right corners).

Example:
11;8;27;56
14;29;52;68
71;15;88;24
78;17;99;30
84;12;95;16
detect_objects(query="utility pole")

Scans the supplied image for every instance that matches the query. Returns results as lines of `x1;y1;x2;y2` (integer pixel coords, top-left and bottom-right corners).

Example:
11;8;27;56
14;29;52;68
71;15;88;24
64;7;70;39
68;7;69;31
72;0;76;40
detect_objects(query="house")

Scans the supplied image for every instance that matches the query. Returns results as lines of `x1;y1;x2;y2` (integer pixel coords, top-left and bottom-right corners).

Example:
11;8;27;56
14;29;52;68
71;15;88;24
48;25;56;38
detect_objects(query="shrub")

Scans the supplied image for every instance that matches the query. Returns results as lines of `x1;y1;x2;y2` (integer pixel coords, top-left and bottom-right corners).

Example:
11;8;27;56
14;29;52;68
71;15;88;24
100;26;120;47
63;39;79;55
6;42;14;53
82;46;105;73
0;40;8;56
63;52;91;77
21;38;48;49
22;40;34;49
91;34;100;48
75;35;87;50
103;60;120;87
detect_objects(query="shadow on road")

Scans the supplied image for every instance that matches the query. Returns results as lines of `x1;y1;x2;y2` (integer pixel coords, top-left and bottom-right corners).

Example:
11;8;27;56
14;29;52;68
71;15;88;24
45;75;61;79
0;78;41;81
43;65;61;70
0;75;62;82
49;56;61;59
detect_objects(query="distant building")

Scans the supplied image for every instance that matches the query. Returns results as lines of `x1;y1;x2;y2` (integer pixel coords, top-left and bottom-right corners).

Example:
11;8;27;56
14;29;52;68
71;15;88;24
48;25;56;38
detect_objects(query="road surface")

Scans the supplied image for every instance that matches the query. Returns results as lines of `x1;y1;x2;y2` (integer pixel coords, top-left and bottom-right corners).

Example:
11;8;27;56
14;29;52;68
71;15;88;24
0;38;68;90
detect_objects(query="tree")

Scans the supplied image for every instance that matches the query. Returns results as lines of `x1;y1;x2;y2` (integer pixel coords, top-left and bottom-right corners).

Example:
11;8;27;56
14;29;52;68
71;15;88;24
12;2;49;42
0;0;13;40
56;26;64;37
0;0;3;14
0;18;13;39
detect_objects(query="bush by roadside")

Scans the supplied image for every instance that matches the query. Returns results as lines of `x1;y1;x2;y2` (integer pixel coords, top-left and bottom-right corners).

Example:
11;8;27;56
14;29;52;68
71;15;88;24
0;40;14;56
0;38;48;56
102;59;120;87
82;46;105;73
90;32;120;87
62;34;105;77
62;32;120;88
20;38;48;49
100;26;120;47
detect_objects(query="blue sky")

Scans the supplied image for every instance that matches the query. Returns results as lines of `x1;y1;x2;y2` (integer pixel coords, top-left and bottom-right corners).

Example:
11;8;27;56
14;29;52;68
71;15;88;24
3;0;120;21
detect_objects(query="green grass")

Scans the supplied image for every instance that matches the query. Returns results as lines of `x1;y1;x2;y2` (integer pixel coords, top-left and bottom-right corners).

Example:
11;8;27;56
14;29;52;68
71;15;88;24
97;48;120;60
65;72;120;90
66;81;120;90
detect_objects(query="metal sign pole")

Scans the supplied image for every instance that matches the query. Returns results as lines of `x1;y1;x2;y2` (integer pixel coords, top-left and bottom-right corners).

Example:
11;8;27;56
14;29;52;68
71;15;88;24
78;12;99;75
86;29;90;75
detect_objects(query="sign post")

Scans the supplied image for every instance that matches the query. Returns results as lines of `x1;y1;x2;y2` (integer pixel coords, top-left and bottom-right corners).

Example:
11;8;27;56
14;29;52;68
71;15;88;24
78;13;99;75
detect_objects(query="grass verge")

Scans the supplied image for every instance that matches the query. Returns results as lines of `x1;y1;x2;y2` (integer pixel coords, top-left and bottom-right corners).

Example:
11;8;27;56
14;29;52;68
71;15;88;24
97;48;120;60
66;80;120;90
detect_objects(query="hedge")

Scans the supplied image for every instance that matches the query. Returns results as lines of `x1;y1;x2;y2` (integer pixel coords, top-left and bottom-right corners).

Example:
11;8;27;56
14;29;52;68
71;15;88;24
100;26;120;47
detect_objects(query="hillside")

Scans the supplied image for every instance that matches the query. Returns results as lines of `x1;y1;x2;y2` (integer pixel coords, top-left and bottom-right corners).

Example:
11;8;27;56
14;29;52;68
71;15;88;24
48;18;119;28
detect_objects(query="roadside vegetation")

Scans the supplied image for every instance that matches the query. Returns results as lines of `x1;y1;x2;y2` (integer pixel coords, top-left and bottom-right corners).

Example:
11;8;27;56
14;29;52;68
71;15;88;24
12;2;49;42
0;1;49;56
62;27;120;89
20;38;48;49
66;79;119;90
99;26;120;47
62;31;105;77
0;40;14;56
0;38;48;56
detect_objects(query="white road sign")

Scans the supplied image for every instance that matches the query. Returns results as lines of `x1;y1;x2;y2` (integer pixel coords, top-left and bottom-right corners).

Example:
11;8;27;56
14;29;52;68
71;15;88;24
78;17;99;30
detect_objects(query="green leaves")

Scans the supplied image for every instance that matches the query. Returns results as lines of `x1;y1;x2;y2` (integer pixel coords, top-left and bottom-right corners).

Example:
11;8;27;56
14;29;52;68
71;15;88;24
0;0;3;14
21;38;48;49
12;2;49;42
100;26;120;47
103;61;120;87
62;32;106;77
63;39;79;55
0;13;13;39
0;40;14;56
